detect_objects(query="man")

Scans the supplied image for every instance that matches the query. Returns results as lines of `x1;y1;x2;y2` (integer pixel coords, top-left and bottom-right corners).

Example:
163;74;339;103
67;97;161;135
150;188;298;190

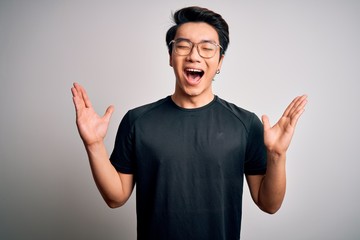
71;6;307;240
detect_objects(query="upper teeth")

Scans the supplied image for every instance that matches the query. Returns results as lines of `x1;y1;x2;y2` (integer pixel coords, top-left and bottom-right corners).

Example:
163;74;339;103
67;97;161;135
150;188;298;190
186;69;202;72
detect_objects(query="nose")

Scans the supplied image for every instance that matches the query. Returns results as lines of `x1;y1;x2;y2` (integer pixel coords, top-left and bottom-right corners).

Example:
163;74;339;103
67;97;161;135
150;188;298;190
187;44;201;62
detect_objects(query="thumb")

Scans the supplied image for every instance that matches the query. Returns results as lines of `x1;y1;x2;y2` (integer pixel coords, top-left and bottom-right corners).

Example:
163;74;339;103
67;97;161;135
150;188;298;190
103;105;114;122
261;114;271;131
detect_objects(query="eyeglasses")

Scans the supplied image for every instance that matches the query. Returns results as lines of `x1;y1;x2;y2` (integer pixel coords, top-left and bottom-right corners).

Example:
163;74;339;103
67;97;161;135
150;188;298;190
169;38;223;59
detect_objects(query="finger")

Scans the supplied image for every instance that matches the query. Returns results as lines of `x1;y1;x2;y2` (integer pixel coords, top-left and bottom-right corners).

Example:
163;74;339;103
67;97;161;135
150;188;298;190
287;95;307;127
81;86;93;109
71;85;85;111
74;83;93;109
288;95;307;119
103;105;115;122
261;115;271;131
71;83;78;98
289;95;307;115
290;106;306;128
283;95;307;118
282;95;301;117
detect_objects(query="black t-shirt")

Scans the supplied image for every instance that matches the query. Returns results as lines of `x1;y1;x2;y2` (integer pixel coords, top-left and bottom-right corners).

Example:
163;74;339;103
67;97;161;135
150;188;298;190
110;96;267;240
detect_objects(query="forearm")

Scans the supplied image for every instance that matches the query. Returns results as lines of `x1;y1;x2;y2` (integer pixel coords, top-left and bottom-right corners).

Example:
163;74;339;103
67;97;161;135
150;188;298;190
85;141;132;208
258;152;286;214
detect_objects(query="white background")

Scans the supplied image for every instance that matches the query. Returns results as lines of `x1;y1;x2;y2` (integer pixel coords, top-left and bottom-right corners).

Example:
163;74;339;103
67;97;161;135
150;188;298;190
1;0;359;239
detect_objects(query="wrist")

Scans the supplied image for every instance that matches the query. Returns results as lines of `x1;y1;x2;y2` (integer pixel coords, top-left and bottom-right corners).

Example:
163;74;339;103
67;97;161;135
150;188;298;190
267;150;286;165
85;140;105;153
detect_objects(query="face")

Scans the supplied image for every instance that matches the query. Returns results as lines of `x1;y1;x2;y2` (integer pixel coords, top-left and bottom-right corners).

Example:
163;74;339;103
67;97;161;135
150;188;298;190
170;22;224;105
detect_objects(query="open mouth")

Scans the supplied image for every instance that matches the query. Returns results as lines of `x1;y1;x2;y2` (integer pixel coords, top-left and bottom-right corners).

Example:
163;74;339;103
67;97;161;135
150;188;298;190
185;68;204;84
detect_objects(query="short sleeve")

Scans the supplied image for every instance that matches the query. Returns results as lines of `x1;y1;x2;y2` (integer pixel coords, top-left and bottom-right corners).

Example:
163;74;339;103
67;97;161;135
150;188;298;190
244;113;267;175
110;112;136;174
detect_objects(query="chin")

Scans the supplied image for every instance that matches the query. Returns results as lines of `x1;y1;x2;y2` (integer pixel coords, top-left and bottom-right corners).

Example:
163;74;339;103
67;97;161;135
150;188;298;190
185;86;211;98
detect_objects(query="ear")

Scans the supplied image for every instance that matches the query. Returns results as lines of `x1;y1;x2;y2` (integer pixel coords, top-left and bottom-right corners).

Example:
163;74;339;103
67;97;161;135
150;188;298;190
169;54;173;67
217;54;224;71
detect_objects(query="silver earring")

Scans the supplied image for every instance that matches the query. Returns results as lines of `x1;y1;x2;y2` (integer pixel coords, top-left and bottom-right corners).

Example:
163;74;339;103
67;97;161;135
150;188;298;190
216;70;220;74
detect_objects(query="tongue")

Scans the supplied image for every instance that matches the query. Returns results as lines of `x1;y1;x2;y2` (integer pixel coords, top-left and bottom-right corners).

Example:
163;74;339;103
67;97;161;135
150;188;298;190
187;72;201;84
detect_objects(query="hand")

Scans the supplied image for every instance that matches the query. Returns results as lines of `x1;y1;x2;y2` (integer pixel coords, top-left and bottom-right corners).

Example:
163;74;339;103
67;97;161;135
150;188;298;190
262;95;307;156
71;83;114;146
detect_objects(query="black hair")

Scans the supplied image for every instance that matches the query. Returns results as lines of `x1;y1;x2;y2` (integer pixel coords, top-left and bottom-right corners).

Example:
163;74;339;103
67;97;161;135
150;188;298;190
166;6;229;57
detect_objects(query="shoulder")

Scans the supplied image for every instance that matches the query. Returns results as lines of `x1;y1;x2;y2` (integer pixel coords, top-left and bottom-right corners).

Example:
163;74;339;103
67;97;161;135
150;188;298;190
215;96;260;132
125;96;171;123
216;96;253;117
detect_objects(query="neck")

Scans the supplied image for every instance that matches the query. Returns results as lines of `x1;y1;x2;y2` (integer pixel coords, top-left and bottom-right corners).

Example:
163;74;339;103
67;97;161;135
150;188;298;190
171;92;215;109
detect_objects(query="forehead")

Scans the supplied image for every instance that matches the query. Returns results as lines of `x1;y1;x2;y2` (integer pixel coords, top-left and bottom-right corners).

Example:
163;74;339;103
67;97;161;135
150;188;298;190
175;22;219;43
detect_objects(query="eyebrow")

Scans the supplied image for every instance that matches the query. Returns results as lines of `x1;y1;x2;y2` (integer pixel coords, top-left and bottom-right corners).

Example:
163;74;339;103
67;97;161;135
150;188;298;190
175;37;218;44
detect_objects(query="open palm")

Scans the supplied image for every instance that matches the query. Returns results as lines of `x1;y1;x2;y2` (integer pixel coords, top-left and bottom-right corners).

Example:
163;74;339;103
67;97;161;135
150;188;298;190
262;95;307;155
71;83;114;146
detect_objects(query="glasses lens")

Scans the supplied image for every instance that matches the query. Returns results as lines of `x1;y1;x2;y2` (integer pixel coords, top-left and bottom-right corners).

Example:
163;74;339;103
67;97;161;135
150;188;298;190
198;42;217;58
174;40;192;56
172;39;218;58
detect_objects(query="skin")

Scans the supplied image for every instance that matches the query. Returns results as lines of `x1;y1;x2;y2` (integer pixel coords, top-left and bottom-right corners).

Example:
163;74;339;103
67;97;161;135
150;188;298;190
71;83;133;208
71;22;308;213
170;22;224;108
248;95;307;213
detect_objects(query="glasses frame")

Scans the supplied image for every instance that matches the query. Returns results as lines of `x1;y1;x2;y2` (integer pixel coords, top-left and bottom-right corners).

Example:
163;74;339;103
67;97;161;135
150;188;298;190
169;38;223;59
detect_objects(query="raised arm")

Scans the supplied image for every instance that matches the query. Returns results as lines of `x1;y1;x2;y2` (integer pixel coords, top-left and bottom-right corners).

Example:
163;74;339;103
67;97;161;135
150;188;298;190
246;95;307;214
71;83;134;208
